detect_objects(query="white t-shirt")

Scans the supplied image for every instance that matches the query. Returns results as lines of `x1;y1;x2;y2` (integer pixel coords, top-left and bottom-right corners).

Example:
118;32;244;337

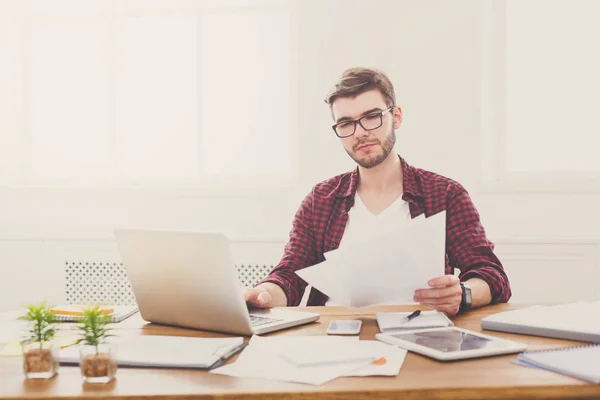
324;193;412;306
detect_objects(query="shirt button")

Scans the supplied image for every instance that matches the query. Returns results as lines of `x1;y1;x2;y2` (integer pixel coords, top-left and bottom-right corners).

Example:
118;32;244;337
342;210;347;215
331;243;337;249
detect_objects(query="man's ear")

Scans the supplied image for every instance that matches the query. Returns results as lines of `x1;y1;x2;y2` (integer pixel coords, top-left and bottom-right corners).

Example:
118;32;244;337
393;106;403;129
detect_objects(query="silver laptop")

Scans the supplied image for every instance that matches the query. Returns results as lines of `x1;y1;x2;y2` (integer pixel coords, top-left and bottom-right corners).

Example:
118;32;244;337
114;229;319;335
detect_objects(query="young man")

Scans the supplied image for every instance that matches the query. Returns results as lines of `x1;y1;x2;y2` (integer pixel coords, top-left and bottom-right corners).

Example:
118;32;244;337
244;67;511;316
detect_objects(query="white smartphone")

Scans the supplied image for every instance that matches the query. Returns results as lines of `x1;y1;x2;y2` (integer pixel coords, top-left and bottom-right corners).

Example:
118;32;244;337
326;319;362;335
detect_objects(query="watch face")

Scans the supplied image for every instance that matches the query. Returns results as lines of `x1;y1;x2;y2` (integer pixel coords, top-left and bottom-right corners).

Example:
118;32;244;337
461;284;472;310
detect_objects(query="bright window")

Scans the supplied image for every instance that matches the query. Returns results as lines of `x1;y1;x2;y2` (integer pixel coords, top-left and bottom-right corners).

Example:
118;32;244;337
481;0;600;190
0;0;296;189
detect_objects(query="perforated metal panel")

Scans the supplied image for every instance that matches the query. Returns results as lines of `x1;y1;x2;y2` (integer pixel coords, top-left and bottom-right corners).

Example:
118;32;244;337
235;264;274;288
65;261;274;304
65;261;137;306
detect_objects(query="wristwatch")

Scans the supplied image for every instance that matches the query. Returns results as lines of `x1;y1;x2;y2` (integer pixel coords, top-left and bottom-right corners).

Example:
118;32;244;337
459;282;472;312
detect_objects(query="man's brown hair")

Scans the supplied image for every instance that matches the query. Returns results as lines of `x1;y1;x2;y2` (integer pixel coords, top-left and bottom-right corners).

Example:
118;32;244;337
325;67;396;109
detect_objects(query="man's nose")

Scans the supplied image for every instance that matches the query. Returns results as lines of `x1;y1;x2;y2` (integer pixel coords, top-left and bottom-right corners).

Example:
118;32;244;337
355;123;369;138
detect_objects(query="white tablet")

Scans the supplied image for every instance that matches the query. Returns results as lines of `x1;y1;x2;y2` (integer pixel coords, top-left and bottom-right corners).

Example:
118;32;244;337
376;326;527;361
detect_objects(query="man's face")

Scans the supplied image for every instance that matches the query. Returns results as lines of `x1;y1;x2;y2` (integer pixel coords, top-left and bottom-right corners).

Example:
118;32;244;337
331;90;402;169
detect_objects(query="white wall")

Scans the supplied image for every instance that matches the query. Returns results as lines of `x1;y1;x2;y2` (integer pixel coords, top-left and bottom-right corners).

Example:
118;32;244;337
1;0;599;311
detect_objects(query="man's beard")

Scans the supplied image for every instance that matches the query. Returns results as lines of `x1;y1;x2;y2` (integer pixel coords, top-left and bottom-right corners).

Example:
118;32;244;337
346;129;396;169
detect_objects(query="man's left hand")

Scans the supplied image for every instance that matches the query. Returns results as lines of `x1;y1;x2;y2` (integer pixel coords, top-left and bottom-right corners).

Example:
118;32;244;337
413;275;462;316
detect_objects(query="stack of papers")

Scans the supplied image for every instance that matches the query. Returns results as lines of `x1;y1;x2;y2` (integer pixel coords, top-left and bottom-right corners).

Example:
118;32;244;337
210;335;407;385
296;211;446;307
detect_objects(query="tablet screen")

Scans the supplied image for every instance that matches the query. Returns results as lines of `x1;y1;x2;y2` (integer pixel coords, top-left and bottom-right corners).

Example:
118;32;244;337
390;329;492;353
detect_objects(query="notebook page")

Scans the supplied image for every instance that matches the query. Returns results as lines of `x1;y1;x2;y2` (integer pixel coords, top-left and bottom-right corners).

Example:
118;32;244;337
519;345;600;383
376;311;453;332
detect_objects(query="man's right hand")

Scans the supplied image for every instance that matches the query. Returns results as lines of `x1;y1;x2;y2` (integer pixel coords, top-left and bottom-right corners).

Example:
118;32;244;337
243;287;273;309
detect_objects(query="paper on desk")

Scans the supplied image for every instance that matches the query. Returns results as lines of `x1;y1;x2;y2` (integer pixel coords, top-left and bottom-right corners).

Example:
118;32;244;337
297;211;446;307
211;336;407;384
0;310;81;346
0;335;81;356
210;336;372;385
343;341;407;377
279;337;380;366
0;321;27;344
280;338;407;377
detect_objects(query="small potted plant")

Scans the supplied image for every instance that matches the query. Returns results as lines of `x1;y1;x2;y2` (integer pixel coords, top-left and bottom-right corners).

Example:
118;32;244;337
76;304;117;383
19;302;60;379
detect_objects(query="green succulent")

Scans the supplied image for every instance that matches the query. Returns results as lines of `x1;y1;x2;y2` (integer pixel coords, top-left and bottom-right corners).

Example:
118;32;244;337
75;304;116;353
18;302;58;349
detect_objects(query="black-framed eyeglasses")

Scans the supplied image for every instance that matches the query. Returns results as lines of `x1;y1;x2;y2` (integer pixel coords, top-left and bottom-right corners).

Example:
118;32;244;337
332;107;394;138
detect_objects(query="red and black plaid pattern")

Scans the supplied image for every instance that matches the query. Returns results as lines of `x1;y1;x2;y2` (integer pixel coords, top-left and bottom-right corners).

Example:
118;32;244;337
258;156;511;306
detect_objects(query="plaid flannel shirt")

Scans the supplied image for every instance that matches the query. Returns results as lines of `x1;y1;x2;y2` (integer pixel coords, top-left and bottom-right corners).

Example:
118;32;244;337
258;156;511;306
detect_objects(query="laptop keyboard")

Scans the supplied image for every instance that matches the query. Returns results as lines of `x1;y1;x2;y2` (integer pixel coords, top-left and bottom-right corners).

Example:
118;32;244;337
249;314;283;327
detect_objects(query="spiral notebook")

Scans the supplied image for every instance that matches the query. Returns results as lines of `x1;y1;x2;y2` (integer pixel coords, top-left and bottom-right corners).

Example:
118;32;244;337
481;302;600;343
517;344;600;383
50;305;138;323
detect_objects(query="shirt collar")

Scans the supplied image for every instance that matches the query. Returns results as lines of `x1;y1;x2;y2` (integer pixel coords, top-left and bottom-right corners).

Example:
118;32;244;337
335;155;422;199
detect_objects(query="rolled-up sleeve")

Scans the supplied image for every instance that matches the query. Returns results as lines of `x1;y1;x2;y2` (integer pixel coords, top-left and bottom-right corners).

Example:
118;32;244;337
256;189;319;306
446;187;511;303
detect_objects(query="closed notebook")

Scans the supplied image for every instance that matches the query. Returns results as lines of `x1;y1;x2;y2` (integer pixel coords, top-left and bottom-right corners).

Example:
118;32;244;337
50;305;138;323
517;344;600;383
60;335;246;370
481;302;600;343
376;311;453;332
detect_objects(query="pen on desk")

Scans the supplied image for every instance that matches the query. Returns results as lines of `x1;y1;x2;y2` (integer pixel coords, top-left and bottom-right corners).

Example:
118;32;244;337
400;310;421;324
218;342;248;362
210;342;248;370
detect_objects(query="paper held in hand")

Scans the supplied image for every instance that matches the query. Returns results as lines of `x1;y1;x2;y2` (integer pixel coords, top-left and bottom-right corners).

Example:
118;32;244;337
296;211;446;307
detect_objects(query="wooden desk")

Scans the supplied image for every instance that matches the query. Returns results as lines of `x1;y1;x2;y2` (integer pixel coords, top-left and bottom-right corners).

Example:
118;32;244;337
1;304;599;400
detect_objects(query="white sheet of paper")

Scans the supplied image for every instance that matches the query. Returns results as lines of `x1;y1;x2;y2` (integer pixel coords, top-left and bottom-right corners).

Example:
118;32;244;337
279;339;407;377
279;338;380;367
295;259;350;305
0;310;81;345
296;211;446;307
343;340;407;377
210;336;371;385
